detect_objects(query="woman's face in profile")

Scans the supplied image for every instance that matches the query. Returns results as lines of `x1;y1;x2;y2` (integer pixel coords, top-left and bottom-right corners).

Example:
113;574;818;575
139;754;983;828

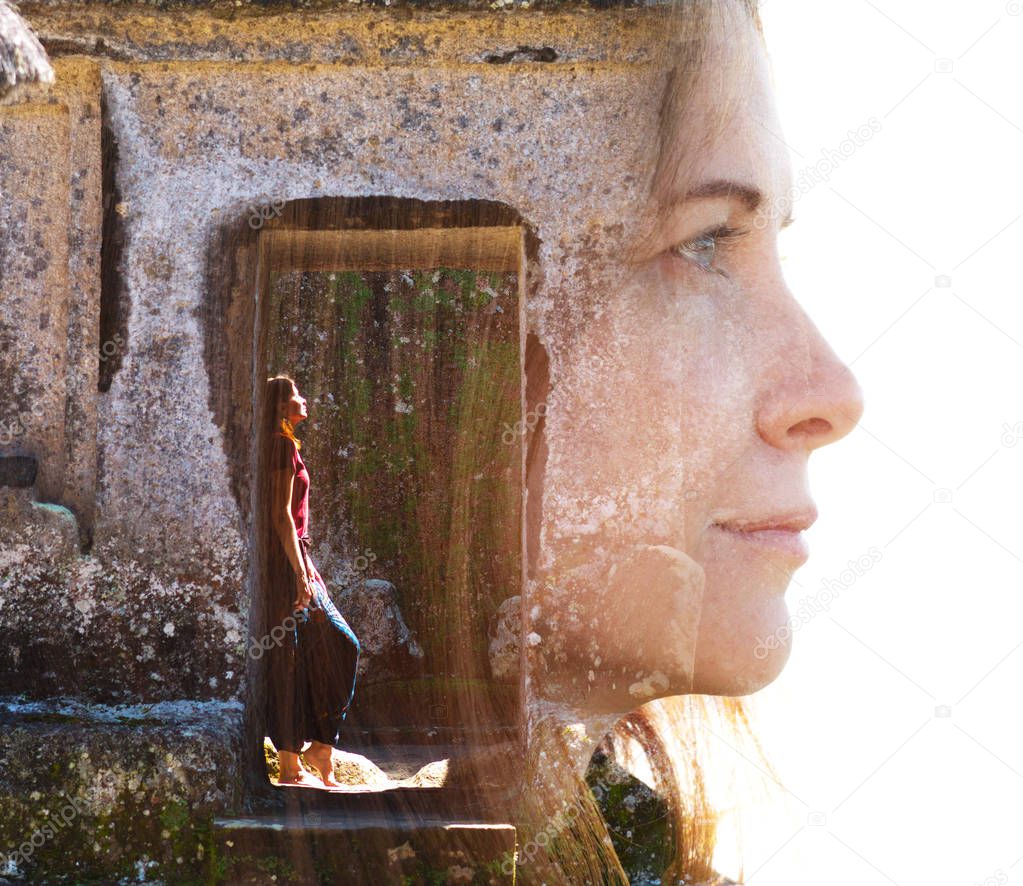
547;14;865;705
285;385;308;426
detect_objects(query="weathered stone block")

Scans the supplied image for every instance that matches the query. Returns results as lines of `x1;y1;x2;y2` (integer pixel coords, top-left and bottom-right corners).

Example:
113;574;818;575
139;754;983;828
0;698;242;883
0;101;71;507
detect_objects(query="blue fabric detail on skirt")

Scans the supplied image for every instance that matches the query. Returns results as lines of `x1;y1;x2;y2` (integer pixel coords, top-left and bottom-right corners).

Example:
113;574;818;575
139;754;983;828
266;536;360;752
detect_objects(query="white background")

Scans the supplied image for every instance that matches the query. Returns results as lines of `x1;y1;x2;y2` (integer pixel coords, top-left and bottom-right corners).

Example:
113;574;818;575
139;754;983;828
710;2;1023;884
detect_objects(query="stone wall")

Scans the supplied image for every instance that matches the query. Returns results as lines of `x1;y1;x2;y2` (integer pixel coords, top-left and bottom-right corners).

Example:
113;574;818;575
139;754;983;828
0;4;668;880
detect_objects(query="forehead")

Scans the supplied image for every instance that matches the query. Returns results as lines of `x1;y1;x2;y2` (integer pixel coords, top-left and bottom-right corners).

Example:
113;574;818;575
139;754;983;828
688;27;794;207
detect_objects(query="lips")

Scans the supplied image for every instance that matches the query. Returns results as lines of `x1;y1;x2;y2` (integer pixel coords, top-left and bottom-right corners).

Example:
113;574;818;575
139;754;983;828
713;507;818;534
710;507;817;565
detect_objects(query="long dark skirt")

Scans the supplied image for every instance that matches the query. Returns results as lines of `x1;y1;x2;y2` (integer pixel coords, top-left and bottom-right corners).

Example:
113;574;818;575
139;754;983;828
265;556;360;754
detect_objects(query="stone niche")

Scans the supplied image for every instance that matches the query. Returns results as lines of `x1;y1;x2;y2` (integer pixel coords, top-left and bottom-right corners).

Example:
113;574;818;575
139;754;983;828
0;3;666;882
206;195;537;795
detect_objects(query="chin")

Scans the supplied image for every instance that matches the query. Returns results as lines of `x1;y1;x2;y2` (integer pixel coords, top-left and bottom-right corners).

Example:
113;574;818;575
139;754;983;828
691;633;792;696
688;561;798;695
690;589;795;696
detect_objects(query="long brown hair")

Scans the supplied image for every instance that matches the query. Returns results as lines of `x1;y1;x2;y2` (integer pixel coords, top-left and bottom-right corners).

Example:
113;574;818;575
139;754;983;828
517;1;775;882
243;373;301;798
262;374;298;455
258;372;299;582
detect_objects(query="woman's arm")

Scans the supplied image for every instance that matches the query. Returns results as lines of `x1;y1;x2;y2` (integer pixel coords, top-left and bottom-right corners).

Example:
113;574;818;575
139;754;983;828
306;557;323;587
270;458;307;580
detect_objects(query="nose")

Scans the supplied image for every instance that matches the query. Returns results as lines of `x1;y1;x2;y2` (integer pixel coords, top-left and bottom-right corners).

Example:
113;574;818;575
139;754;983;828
755;309;865;454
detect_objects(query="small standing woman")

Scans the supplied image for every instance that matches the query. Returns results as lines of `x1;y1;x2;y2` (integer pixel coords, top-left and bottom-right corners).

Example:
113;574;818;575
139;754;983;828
261;374;361;788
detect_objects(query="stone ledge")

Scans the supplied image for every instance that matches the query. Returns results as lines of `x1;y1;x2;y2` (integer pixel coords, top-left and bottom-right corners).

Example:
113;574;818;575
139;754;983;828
214;810;516;885
0;697;243;883
22;2;669;66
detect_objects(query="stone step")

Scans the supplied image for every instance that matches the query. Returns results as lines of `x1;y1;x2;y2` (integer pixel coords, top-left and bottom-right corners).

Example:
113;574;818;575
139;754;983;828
342;723;520;746
213;805;517;885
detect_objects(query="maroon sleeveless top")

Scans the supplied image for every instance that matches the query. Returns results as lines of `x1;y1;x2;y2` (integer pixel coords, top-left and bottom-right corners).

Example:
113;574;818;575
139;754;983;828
273;434;310;539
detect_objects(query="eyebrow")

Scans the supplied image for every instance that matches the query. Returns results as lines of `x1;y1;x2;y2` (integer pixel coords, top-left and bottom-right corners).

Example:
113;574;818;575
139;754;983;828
678;178;795;228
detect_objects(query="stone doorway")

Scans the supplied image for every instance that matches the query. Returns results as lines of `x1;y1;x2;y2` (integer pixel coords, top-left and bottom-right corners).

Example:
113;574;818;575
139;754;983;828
253;213;526;799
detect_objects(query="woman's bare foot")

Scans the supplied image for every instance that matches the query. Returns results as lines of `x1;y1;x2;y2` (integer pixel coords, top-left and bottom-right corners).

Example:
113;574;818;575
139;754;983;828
277;750;324;788
303;741;343;788
276;768;328;789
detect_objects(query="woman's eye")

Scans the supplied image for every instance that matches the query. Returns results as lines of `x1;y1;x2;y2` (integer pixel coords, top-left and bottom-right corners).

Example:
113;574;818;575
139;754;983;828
667;224;749;277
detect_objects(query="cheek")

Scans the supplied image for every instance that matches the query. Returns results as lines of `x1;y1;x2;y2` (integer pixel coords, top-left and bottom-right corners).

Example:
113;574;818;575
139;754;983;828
555;315;695;545
560;286;757;546
642;296;760;539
